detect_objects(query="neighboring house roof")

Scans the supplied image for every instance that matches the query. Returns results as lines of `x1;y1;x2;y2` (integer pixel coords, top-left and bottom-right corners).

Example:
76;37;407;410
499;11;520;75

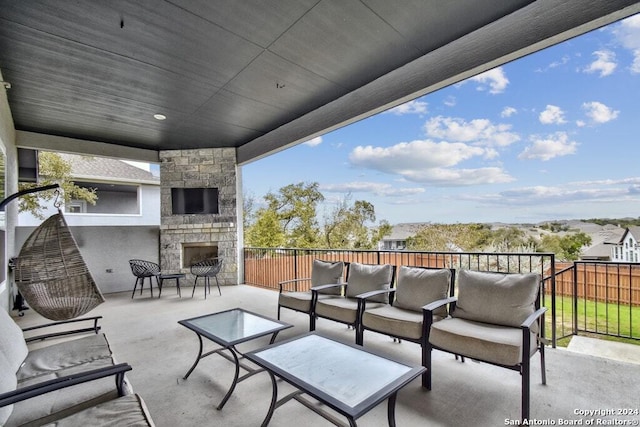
621;226;640;244
382;223;426;241
581;243;612;260
58;153;159;184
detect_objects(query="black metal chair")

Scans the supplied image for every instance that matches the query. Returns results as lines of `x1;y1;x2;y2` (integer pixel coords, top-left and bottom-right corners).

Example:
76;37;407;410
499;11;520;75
190;258;223;298
128;259;161;298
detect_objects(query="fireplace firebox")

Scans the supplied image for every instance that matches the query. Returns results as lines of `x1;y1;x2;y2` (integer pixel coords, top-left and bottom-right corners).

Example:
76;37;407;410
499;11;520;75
182;243;218;269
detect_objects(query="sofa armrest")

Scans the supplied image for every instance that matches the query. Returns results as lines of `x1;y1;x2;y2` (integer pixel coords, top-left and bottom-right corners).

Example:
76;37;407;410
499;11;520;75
0;363;132;408
278;277;311;293
23;316;102;342
310;283;345;294
521;307;547;330
423;296;457;328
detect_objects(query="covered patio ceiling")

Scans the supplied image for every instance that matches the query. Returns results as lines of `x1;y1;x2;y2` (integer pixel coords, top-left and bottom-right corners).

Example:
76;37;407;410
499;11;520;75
1;1;640;165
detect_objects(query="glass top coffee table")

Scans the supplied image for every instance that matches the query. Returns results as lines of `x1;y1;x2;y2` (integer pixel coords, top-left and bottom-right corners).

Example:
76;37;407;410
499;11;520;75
245;332;425;427
178;308;292;410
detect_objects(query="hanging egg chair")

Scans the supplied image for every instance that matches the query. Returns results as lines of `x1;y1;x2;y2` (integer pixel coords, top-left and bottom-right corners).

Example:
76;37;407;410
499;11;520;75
13;209;105;320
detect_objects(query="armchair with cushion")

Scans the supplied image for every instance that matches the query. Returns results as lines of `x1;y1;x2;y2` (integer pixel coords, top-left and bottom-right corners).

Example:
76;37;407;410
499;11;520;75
277;259;346;330
356;266;455;388
311;262;396;338
0;308;134;426
425;269;547;422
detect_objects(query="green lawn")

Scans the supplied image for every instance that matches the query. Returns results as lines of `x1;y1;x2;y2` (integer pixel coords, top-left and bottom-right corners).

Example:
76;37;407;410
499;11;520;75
544;295;640;346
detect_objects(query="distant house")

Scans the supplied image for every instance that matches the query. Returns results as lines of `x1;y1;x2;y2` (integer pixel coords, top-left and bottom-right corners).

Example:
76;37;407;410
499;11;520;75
379;223;424;250
581;226;640;262
16;153;161;294
18;153;160;227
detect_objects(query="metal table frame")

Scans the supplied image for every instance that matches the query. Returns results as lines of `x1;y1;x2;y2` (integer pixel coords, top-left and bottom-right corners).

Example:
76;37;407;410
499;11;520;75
178;308;292;410
245;332;425;427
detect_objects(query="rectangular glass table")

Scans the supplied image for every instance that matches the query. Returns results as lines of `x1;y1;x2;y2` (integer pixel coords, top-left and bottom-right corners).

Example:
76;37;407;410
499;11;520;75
178;308;292;409
245;332;425;427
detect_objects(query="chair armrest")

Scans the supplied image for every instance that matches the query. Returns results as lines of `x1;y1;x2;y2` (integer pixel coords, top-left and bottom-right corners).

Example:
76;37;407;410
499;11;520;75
23;316;102;342
0;363;132;408
310;283;345;294
423;296;458;330
521;307;548;330
356;288;395;301
278;277;311;293
423;296;457;313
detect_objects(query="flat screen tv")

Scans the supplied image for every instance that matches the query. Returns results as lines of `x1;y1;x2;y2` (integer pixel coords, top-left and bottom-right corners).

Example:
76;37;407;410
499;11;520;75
171;187;219;215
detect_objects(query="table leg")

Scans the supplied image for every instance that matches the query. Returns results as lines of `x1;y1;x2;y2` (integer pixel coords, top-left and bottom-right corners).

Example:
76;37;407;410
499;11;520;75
183;334;204;379
387;392;397;427
260;371;278;427
269;331;282;345
217;347;240;410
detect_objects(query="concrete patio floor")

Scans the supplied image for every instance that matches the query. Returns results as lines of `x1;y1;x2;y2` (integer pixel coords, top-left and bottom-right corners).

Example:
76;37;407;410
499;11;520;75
14;284;640;427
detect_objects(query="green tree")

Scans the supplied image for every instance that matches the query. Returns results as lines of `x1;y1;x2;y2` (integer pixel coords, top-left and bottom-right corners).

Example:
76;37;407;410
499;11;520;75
18;152;97;219
246;182;324;248
537;232;592;261
323;196;384;249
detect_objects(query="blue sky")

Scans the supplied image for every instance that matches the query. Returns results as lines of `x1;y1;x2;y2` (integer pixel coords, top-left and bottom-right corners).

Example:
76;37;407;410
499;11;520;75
242;14;640;226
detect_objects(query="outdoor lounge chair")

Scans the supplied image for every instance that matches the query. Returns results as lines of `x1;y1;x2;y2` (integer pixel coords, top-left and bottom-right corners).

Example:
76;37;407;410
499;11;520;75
311;262;396;338
277;259;346;330
0;309;133;426
356;266;456;388
425;269;547;422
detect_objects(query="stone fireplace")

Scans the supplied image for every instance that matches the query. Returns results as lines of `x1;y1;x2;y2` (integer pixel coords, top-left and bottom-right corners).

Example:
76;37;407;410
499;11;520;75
159;148;237;285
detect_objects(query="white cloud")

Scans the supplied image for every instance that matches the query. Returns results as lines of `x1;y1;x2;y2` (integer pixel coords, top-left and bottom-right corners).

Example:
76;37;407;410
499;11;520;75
424;116;520;147
501;107;517;118
539;105;567;125
462;179;638;207
303;136;322;147
320;181;425;197
444;96;456;107
348;139;513;186
582;101;619;124
386;100;428;115
583;50;617;77
468;67;509;94
518;132;578;161
613;14;640;73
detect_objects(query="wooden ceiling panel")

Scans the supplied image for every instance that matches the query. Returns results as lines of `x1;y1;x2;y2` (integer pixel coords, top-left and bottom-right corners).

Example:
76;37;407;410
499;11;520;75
269;0;421;90
1;0;638;163
225;51;345;113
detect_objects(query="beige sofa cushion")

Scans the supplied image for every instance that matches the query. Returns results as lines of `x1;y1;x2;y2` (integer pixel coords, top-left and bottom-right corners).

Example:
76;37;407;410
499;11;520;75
6;333;121;427
0;351;18;426
17;333;113;382
0;308;29;372
278;292;331;313
312;260;345;295
394;267;451;317
345;263;394;302
453;270;540;327
315;297;384;324
429;317;537;366
42;394;155;427
363;306;425;340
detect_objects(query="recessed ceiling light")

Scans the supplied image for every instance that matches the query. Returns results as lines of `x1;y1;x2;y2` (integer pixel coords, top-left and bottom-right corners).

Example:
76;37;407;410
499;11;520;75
153;114;166;120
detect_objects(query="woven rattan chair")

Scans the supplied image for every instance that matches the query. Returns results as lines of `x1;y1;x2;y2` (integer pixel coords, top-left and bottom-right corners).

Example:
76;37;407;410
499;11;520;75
13;211;105;321
190;258;223;298
128;259;161;298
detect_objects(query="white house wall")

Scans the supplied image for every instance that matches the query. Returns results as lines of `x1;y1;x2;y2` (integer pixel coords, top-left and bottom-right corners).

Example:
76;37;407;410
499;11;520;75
18;184;160;227
15;225;160;294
